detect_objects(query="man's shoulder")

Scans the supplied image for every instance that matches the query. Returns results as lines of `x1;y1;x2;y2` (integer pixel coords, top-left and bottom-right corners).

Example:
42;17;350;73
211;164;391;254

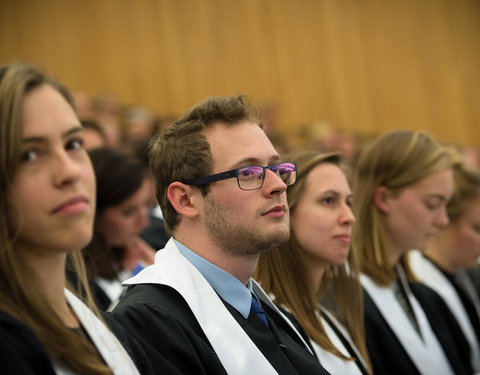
111;283;205;334
114;283;190;315
109;284;227;374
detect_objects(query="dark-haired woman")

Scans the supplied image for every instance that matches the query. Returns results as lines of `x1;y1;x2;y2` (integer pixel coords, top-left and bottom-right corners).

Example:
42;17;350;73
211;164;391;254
82;147;156;311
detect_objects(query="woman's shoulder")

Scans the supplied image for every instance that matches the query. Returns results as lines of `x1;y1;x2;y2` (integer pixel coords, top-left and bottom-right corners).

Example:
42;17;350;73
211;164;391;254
0;310;56;375
0;309;42;343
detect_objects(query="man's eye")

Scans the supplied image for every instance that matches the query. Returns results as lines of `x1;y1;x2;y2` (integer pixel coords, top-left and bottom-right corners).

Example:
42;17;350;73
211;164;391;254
240;168;262;177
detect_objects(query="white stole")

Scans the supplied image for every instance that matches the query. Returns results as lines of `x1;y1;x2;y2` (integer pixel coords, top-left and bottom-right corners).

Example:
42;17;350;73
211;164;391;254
361;270;454;375
310;308;363;375
322;307;367;372
122;238;280;375
53;289;140;375
409;250;480;372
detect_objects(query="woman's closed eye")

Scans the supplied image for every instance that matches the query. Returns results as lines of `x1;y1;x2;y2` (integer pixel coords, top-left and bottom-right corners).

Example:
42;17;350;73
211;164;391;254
424;198;444;210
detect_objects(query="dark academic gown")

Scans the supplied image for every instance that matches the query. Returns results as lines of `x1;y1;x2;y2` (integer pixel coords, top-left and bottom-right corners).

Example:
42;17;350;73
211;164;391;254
363;282;472;375
0;308;173;375
0;310;56;375
466;264;480;297
409;251;480;371
278;305;370;375
111;283;331;375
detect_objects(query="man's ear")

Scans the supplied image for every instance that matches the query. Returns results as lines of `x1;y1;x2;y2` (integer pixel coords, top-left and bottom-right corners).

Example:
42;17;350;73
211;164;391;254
373;186;390;214
167;182;199;218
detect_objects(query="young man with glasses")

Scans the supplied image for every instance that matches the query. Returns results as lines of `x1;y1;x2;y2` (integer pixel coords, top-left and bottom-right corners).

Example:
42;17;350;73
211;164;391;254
111;95;331;374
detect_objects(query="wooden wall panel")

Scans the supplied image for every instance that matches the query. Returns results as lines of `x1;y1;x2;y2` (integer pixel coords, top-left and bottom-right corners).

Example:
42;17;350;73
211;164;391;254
0;0;479;146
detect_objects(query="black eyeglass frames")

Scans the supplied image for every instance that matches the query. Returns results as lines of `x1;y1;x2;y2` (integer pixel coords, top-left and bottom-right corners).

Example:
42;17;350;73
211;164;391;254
184;162;297;191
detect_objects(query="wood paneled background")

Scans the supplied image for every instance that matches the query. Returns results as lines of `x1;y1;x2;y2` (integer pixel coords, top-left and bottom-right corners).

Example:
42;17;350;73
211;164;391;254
1;0;479;146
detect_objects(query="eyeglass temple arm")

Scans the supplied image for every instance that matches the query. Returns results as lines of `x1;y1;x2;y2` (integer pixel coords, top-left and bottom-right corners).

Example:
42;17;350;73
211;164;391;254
184;169;237;186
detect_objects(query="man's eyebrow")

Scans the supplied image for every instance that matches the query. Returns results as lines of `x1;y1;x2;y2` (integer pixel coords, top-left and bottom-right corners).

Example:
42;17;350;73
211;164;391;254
269;155;281;164
230;155;281;169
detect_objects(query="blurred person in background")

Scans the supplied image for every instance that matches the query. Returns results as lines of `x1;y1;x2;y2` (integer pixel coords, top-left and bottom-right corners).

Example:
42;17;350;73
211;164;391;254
351;130;472;375
81;147;156;311
72;91;95;119
409;160;480;372
81;118;107;150
122;107;156;144
94;93;122;148
123;139;169;251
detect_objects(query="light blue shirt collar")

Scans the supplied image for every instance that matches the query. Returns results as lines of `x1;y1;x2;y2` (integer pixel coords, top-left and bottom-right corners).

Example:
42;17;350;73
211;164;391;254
174;239;253;318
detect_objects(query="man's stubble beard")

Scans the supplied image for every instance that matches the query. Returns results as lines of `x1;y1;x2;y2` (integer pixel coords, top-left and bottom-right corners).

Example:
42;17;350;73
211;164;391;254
203;194;290;258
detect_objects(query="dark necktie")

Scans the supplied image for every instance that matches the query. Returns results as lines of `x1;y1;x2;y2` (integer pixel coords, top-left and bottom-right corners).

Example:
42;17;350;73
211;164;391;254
251;294;269;327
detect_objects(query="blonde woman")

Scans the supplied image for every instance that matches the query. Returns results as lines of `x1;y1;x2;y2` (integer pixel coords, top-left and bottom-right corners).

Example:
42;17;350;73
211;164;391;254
410;161;480;373
256;151;371;375
352;130;471;375
0;63;177;374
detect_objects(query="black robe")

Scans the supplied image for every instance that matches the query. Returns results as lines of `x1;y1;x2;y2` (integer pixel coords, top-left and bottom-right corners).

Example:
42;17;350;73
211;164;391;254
0;309;175;374
111;283;332;375
363;282;472;375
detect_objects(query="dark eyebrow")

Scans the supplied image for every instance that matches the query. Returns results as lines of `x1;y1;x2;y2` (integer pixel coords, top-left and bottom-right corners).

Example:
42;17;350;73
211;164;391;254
269;155;281;164
22;126;84;144
64;126;84;138
322;189;353;199
322;189;339;195
22;136;46;144
232;155;281;168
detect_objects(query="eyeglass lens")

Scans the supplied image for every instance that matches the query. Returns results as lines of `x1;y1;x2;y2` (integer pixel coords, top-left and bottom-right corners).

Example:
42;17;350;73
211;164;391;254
237;163;296;190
